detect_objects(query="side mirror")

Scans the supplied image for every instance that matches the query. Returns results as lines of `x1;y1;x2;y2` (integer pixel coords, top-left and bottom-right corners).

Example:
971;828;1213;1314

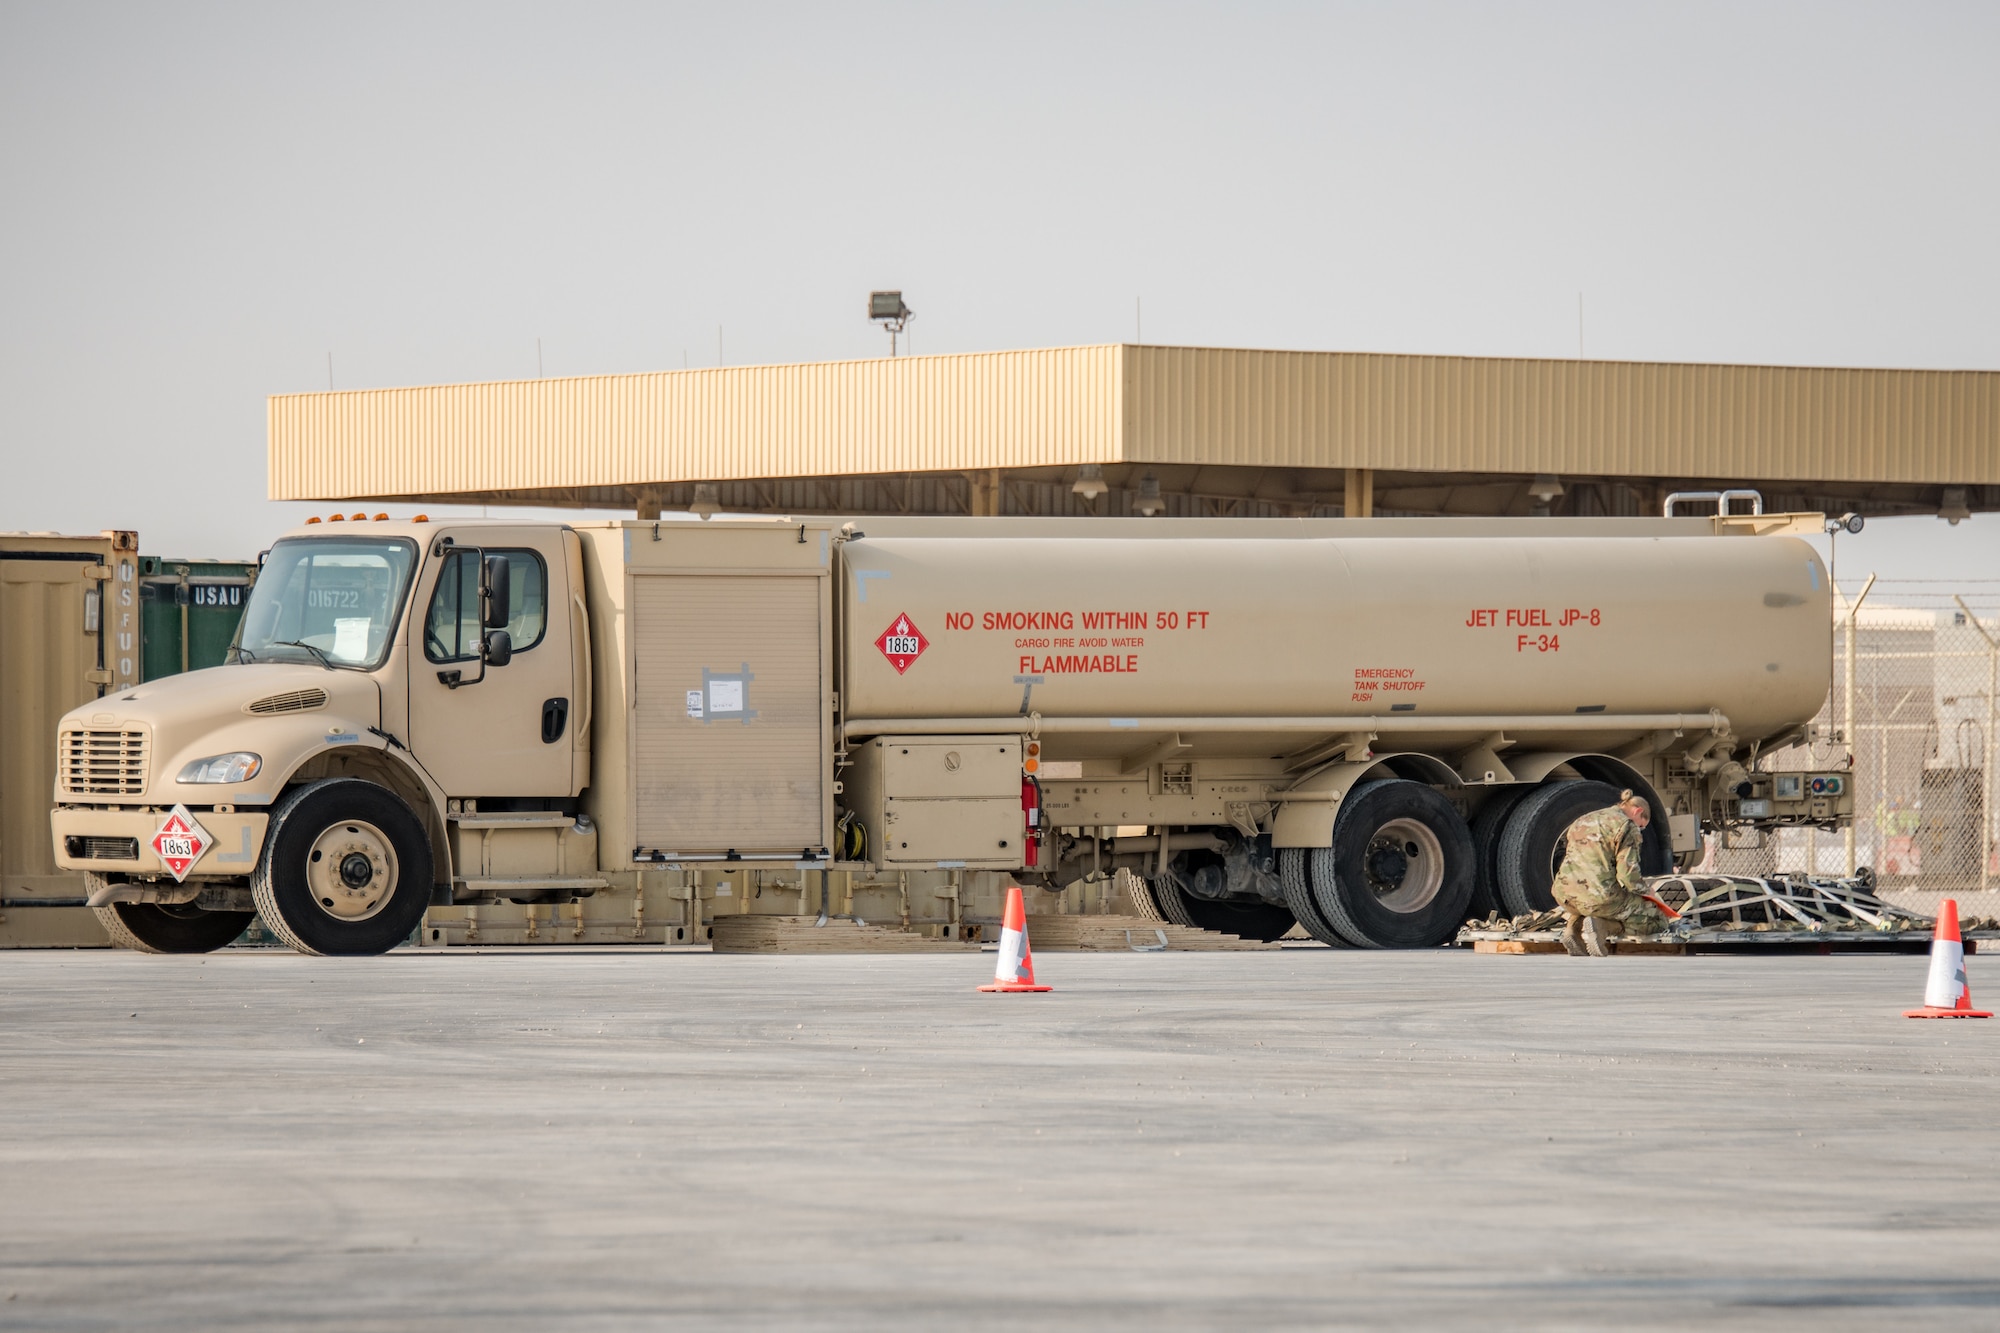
481;556;511;628
482;628;513;669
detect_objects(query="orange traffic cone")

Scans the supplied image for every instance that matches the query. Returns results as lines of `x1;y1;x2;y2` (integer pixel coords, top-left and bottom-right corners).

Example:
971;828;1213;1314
979;884;1051;993
1904;898;1991;1019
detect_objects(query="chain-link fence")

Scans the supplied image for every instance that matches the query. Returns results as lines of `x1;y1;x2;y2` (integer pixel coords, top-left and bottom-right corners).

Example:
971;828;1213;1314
1711;580;2000;892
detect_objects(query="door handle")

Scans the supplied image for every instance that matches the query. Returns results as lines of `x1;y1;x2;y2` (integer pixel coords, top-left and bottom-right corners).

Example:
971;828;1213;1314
542;697;569;744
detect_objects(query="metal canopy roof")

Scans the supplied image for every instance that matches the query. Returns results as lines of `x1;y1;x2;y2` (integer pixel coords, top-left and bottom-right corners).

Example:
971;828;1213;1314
269;344;1999;520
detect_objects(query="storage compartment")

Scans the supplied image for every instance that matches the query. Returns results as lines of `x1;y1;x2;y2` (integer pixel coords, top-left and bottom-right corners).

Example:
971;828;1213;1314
845;736;1023;868
599;520;834;861
876;738;1021;798
449;814;598;880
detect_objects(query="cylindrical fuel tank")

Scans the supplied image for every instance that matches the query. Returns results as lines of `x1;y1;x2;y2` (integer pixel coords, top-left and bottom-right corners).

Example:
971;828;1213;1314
840;535;1830;743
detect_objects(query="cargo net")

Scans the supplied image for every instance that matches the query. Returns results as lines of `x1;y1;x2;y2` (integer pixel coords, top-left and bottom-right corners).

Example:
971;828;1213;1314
1461;873;2000;944
1708;587;2000;896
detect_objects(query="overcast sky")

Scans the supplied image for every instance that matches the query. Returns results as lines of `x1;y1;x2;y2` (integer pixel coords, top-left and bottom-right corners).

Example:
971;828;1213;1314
1;1;1995;597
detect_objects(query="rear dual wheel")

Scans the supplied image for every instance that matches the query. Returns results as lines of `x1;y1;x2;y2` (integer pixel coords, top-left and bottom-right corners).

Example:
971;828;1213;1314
1147;869;1298;942
1467;788;1532;921
1304;780;1476;949
1280;848;1350;949
1200;777;1646;948
1494;780;1623;917
1121;869;1168;922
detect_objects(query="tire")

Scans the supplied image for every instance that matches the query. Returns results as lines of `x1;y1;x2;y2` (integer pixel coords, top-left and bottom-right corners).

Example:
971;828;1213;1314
1279;847;1350;947
1148;872;1298;942
1494;780;1622;917
1567;760;1675;875
1467;788;1533;921
1120;868;1167;923
91;897;253;954
252;779;434;956
1307;780;1475;949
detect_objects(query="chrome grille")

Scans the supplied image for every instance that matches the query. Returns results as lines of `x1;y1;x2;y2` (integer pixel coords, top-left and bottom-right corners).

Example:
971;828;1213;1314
59;728;148;796
247;688;328;715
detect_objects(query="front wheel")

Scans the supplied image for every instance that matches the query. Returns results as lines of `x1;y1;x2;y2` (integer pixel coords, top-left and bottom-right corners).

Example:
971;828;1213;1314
92;887;254;954
253;779;434;956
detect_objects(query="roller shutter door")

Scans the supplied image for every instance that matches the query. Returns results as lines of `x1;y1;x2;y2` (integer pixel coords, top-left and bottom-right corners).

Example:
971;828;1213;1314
631;575;824;854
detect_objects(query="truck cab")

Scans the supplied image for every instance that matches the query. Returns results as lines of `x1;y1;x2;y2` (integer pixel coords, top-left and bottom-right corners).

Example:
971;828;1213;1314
51;517;596;954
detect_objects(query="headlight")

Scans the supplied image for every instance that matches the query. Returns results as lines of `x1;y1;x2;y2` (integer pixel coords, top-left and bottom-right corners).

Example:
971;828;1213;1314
177;752;262;784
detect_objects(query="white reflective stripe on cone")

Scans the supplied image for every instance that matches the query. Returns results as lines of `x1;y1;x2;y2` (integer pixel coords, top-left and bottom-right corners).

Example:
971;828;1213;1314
1925;940;1968;1009
995;926;1026;982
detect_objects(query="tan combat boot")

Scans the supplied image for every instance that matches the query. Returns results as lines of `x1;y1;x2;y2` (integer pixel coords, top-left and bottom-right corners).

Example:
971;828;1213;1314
1581;916;1616;957
1559;911;1588;957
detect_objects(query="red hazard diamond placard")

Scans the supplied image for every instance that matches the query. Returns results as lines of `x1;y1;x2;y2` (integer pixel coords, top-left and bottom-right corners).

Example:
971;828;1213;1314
150;804;212;883
874;612;929;675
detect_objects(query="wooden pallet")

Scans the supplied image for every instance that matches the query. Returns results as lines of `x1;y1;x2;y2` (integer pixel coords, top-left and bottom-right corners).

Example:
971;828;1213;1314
709;915;980;955
1026;914;1278;952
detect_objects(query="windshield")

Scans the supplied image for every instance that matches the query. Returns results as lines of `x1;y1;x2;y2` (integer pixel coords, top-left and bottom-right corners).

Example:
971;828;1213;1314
231;537;417;670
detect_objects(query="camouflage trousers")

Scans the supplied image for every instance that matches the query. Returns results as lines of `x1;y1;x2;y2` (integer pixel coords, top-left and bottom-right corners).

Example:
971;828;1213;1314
1551;877;1670;937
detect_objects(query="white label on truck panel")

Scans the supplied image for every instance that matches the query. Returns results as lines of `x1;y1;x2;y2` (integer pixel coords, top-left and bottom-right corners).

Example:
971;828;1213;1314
709;679;743;713
685;690;704;719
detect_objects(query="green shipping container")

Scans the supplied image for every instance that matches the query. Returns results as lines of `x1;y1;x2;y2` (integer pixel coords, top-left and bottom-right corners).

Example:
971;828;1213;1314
139;557;255;680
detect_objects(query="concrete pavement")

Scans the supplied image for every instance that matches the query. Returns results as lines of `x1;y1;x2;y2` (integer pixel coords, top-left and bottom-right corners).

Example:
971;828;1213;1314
1;946;1996;1329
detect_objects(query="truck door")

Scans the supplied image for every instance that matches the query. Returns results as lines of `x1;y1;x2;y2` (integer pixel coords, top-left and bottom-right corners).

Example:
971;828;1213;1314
407;527;577;798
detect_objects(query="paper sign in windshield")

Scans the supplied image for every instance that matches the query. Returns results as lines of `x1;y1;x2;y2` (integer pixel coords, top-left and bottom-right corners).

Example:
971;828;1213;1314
332;617;371;662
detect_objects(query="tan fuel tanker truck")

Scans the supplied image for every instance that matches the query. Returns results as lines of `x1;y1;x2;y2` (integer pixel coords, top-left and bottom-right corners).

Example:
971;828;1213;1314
49;511;1852;954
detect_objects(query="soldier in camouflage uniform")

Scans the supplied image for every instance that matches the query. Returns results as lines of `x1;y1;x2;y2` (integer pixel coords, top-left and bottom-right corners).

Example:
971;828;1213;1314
1551;789;1670;956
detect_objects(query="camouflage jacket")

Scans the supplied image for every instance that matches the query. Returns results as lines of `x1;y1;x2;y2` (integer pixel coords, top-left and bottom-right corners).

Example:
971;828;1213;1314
1553;806;1645;898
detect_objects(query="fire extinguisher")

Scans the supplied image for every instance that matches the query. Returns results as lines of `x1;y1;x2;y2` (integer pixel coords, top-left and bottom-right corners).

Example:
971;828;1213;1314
1021;774;1042;868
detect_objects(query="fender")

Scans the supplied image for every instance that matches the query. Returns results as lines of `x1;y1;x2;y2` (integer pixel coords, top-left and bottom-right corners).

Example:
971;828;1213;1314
1271;750;1463;848
1502;750;1675;875
269;741;453;893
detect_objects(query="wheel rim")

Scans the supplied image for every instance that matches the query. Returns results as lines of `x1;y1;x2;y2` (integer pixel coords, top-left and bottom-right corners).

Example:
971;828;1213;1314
305;820;399;922
1361;817;1444;913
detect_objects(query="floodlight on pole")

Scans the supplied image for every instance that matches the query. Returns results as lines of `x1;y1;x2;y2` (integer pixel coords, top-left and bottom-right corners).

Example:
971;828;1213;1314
869;290;913;356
